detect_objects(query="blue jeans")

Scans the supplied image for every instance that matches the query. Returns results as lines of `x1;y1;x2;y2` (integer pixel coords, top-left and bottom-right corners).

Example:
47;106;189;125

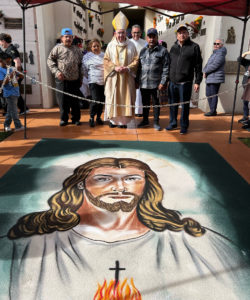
168;81;192;129
4;95;22;129
206;83;221;113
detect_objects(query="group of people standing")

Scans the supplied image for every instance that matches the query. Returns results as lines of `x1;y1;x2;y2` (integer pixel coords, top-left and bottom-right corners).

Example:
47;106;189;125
46;11;249;134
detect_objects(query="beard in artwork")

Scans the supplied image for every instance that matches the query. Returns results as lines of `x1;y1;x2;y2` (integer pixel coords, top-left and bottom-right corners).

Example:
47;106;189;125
8;157;205;239
85;188;141;212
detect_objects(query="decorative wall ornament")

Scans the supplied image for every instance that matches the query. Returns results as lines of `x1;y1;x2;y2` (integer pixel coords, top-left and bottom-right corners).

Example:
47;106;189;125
88;12;94;27
76;10;83;19
186;16;203;34
74;21;84;34
166;18;170;29
97;28;104;37
226;26;236;44
76;0;86;10
153;17;157;28
29;51;34;65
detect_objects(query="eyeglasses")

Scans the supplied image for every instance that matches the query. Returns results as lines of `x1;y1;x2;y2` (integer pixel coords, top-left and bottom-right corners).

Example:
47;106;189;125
214;43;221;45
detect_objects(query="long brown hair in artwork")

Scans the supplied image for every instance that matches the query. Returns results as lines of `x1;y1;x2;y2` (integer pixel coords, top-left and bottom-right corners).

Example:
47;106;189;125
8;157;205;239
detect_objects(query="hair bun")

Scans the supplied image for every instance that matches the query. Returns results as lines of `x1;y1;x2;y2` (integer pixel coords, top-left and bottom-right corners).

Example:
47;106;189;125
183;218;206;237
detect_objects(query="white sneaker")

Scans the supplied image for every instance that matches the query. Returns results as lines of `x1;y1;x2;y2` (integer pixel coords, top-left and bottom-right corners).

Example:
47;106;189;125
15;126;25;132
190;102;197;108
19;109;30;115
4;126;12;132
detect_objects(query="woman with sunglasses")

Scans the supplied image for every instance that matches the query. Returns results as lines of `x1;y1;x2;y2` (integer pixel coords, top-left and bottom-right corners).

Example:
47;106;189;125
203;39;227;116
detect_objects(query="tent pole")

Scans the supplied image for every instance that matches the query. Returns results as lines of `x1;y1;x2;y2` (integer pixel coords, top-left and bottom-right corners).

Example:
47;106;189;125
22;6;27;139
229;0;249;143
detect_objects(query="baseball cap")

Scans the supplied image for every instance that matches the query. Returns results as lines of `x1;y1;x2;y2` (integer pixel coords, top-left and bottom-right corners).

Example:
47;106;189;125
61;28;73;36
176;24;188;32
147;28;158;36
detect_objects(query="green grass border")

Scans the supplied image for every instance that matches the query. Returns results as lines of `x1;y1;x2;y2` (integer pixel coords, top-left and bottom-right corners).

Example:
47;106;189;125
238;137;250;147
0;131;12;142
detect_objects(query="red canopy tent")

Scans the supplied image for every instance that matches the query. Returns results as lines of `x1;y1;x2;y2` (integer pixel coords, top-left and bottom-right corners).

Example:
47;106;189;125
16;0;250;141
17;0;250;17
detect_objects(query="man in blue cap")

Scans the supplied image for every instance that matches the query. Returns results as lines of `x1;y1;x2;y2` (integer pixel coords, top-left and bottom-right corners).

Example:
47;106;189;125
47;28;83;126
136;28;169;131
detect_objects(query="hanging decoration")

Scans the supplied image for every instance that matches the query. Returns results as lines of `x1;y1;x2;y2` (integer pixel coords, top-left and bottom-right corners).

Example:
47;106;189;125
97;28;104;37
187;16;203;34
88;11;94;27
166;18;170;29
153;17;157;28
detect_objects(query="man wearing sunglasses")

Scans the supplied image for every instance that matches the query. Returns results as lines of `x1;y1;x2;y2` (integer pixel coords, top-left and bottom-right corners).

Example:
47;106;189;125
203;39;227;116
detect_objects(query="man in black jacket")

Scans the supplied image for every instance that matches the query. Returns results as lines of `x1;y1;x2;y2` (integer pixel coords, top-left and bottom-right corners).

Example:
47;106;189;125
166;25;202;134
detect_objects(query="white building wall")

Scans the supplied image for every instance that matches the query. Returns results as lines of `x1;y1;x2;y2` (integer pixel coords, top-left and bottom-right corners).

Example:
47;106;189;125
36;3;56;108
0;0;42;107
144;10;155;33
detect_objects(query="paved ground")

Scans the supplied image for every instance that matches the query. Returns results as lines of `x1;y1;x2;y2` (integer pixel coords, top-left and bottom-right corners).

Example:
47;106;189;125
0;107;249;182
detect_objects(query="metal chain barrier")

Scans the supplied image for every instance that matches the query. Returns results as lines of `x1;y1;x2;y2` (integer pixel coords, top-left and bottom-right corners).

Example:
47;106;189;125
17;69;247;109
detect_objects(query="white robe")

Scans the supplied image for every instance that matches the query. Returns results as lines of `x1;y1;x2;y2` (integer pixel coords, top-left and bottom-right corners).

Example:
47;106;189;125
1;229;250;300
130;38;147;115
103;38;138;125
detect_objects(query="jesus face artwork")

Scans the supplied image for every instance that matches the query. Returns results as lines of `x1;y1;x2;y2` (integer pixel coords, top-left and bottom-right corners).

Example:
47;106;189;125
83;166;146;212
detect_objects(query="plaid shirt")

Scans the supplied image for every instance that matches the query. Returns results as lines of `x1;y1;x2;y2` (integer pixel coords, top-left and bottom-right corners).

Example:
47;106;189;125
137;44;169;89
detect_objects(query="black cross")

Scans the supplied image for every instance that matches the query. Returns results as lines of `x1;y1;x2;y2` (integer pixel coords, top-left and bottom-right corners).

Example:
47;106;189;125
109;260;126;285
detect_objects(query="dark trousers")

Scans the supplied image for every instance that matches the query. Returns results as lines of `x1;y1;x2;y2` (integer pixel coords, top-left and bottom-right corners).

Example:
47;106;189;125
17;78;28;113
17;95;28;112
243;100;249;118
89;83;105;119
55;79;81;123
140;88;160;123
206;83;221;114
168;81;192;129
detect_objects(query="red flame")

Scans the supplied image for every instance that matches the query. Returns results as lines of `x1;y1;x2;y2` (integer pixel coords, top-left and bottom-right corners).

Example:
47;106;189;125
93;278;142;300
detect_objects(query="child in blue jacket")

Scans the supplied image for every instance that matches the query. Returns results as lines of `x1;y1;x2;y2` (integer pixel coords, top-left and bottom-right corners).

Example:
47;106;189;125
0;52;24;132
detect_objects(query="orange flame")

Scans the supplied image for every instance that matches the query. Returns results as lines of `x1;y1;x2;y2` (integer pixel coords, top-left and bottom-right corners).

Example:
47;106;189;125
93;278;142;300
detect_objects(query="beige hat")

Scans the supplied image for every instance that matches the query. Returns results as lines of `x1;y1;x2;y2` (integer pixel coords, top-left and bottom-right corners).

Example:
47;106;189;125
112;11;129;30
176;24;188;32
